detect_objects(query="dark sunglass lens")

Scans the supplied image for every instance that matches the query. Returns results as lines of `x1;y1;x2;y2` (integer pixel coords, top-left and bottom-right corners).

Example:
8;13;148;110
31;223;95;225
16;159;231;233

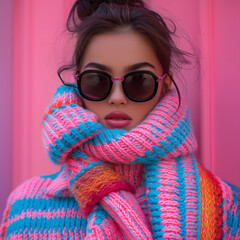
80;72;110;100
124;73;155;100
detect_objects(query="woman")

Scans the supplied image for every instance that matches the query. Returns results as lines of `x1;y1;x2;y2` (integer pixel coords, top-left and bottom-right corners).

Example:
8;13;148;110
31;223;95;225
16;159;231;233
1;0;239;239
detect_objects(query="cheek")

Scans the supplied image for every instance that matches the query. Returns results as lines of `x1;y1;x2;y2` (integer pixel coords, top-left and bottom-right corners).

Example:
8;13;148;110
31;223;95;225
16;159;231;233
144;83;163;111
138;83;163;118
81;99;97;113
156;81;164;101
82;100;106;120
134;102;157;124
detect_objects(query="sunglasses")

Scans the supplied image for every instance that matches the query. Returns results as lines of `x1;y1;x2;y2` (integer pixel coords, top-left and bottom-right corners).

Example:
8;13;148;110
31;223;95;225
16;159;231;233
73;69;167;102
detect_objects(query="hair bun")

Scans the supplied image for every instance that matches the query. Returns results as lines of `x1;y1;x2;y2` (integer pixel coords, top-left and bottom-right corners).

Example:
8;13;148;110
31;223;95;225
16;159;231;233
97;0;144;7
76;0;145;20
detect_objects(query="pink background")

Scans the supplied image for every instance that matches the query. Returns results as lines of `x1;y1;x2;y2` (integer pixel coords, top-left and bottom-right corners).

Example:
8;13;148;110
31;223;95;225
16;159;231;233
1;0;240;216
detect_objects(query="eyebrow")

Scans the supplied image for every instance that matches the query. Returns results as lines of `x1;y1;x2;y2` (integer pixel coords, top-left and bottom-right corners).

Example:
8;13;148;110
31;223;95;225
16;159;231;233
83;62;156;72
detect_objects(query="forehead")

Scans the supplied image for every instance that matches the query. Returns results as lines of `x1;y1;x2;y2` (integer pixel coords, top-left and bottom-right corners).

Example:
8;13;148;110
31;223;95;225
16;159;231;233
80;30;161;73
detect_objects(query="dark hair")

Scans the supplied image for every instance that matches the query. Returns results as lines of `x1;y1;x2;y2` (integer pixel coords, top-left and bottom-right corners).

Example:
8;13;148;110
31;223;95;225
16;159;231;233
58;0;192;111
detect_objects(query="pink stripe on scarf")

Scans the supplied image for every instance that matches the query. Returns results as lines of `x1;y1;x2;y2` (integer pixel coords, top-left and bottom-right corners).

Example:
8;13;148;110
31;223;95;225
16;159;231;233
7;207;82;226
100;191;152;239
83;100;196;165
154;158;183;239
216;176;234;237
182;154;199;238
5;227;83;240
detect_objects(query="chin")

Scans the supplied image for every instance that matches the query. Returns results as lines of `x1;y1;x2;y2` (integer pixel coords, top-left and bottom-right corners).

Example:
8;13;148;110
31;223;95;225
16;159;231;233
123;125;134;131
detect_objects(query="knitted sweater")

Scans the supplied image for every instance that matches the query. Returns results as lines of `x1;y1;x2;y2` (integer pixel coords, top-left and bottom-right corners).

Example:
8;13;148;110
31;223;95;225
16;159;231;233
1;85;239;239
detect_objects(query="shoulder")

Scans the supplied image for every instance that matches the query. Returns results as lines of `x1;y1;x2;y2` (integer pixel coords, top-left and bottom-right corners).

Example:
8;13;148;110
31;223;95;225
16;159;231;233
196;162;240;238
3;167;78;217
217;179;240;237
0;169;86;239
0;171;59;238
6;171;62;205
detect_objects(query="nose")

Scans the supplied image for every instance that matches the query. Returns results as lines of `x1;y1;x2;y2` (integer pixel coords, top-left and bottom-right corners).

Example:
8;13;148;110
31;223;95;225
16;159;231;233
107;81;128;105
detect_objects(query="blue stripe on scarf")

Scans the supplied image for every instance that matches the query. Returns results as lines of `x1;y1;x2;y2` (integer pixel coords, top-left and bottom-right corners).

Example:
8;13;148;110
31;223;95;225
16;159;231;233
6;215;86;236
133;114;192;164
226;188;240;236
46;120;101;164
6;198;87;237
221;180;240;239
9;198;79;218
192;155;201;239
175;156;187;238
86;128;126;145
143;163;164;239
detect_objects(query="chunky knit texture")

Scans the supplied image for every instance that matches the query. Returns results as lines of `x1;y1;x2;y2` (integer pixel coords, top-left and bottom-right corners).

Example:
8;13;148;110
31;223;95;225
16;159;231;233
1;84;240;239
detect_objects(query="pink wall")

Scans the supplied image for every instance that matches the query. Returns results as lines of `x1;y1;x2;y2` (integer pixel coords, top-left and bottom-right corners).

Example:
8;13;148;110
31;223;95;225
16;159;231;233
0;0;13;217
12;0;75;187
6;0;240;195
198;0;240;185
212;0;240;186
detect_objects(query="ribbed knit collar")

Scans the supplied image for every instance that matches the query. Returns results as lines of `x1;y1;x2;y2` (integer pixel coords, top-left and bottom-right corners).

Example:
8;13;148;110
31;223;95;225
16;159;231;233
81;88;197;164
46;88;198;198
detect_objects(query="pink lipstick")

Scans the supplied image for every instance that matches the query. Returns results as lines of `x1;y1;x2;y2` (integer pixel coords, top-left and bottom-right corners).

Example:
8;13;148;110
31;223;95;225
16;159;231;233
104;111;132;128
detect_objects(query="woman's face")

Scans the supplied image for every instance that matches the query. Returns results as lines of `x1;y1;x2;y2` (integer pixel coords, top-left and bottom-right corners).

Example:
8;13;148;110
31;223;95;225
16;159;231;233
79;30;172;130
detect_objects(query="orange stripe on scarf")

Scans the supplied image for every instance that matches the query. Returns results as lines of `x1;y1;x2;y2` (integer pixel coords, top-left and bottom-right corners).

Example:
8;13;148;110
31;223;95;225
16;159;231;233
197;163;223;239
71;164;135;217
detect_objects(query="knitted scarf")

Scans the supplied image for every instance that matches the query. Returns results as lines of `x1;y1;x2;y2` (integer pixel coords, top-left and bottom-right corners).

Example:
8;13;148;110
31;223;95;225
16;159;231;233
42;84;221;239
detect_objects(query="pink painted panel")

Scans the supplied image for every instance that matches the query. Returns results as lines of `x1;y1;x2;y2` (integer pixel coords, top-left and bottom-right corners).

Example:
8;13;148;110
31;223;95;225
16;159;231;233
213;0;240;186
198;0;215;172
11;0;240;189
12;0;75;188
154;0;240;187
0;0;13;217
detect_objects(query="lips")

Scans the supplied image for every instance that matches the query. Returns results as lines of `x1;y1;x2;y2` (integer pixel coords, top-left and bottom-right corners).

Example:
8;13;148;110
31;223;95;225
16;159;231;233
104;111;132;128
